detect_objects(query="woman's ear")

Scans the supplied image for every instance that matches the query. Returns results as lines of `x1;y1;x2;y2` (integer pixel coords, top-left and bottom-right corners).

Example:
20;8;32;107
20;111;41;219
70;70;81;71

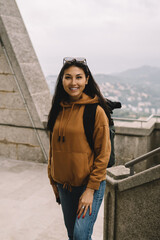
86;76;89;84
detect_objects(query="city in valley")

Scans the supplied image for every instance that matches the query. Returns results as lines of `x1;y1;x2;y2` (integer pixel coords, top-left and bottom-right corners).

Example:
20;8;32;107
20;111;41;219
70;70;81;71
46;65;160;119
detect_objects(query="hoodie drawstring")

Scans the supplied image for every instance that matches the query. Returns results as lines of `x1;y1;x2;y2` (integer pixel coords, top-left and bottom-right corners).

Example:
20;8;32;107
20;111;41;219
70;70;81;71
62;104;74;142
58;104;75;142
58;107;65;142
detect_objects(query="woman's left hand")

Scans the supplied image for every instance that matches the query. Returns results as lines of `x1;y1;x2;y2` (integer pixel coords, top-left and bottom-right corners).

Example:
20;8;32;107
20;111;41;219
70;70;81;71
77;188;94;219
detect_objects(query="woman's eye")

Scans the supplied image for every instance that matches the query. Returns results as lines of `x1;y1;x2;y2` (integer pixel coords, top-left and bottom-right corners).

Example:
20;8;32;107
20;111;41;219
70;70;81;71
77;76;82;79
65;76;71;79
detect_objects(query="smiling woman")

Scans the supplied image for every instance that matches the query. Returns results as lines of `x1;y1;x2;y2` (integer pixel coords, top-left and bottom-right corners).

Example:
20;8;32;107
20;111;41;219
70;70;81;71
47;57;111;239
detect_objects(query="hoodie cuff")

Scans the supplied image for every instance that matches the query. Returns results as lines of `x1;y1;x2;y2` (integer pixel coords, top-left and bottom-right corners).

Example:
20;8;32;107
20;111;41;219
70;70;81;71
87;180;100;190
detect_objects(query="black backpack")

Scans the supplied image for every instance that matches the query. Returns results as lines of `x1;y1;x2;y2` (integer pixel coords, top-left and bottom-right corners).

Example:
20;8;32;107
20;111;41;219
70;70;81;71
83;100;121;168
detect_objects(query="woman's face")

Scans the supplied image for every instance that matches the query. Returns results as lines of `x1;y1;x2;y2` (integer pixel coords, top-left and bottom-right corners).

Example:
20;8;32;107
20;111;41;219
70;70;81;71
62;66;88;101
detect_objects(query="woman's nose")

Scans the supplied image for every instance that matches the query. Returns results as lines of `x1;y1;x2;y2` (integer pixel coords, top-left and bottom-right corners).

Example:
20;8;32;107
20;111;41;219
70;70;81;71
71;78;76;85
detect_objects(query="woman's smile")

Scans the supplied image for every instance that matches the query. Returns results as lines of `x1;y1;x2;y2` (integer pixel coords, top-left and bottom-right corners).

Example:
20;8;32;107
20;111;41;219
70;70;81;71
69;87;79;90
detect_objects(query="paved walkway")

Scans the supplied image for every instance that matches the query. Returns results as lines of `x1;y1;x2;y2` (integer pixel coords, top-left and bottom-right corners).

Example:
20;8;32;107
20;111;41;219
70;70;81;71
0;157;104;240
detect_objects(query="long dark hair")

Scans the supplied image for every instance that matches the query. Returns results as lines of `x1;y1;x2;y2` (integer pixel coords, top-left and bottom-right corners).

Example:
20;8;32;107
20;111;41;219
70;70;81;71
47;60;111;131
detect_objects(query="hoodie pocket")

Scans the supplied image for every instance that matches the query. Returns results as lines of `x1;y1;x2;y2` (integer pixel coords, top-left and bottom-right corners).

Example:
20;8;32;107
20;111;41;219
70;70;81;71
51;151;90;185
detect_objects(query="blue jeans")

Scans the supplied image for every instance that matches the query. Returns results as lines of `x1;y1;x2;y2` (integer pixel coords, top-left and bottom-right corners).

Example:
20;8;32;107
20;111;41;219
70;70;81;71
57;180;106;240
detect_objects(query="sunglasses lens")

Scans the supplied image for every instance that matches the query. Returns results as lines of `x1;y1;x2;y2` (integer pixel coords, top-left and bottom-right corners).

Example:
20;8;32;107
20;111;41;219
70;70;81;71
63;57;87;65
75;57;86;63
64;57;74;62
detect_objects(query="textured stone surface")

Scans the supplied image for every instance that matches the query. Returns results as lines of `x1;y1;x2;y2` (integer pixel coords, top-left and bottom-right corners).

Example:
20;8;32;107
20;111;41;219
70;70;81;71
104;164;160;240
0;0;51;161
0;142;17;159
0;15;26;35
20;63;49;94
0;157;104;240
114;117;160;171
37;130;49;157
116;179;160;240
0;0;52;123
32;90;52;122
0;0;22;18
0;44;12;73
7;31;37;63
0;139;44;162
0;108;32;126
0;39;43;130
114;118;160;173
115;133;149;172
148;129;160;167
107;165;130;180
118;164;160;191
21;95;45;129
4;28;38;64
0;126;39;146
0;125;48;162
103;183;116;240
115;134;148;163
0;74;17;92
0;92;25;109
17;145;44;162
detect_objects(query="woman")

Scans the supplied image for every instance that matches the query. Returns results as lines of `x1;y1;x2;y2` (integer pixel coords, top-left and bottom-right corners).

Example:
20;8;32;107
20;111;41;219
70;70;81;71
47;57;111;240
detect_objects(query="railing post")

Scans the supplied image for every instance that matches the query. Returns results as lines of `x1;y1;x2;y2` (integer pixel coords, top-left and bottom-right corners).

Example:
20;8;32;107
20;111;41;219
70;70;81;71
130;166;134;176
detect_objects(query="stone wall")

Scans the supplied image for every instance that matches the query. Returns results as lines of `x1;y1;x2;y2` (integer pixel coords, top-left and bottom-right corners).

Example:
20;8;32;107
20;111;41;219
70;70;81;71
0;0;52;162
0;40;48;162
114;118;160;172
104;165;160;240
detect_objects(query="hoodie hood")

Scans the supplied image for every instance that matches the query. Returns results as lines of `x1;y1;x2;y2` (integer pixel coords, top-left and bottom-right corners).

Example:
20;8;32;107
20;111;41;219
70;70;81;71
60;93;99;107
58;93;99;143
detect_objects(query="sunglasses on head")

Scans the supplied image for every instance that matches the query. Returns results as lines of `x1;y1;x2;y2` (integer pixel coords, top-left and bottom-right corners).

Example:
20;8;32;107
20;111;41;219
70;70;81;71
63;57;87;65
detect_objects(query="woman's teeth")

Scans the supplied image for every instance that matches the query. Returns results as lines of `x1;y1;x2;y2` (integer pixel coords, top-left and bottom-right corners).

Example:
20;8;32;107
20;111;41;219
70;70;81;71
70;88;78;90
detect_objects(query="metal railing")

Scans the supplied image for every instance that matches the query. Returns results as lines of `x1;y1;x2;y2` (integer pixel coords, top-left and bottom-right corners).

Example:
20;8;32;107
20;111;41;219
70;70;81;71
125;147;160;176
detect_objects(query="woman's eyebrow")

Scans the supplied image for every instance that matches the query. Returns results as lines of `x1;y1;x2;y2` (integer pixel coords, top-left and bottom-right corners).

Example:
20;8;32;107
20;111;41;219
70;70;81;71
64;73;83;76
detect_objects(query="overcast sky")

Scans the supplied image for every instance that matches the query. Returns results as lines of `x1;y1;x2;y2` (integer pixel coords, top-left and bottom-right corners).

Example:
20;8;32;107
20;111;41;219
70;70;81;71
15;0;160;75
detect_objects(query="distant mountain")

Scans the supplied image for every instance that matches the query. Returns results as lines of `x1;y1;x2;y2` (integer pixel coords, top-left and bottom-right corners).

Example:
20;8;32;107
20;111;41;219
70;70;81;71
46;65;160;118
94;65;160;85
46;65;160;89
112;65;160;84
93;74;120;84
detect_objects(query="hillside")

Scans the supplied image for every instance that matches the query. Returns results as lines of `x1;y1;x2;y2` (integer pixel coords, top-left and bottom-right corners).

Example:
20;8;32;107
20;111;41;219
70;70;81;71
46;65;160;118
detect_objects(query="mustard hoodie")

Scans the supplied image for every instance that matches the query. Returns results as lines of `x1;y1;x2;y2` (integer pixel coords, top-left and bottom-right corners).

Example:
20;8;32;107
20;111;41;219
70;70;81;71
48;93;111;190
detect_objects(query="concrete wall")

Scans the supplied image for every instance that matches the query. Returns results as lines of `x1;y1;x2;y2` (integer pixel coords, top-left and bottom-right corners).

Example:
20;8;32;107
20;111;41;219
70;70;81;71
0;41;48;162
0;0;52;162
114;118;160;172
148;122;160;168
104;165;160;240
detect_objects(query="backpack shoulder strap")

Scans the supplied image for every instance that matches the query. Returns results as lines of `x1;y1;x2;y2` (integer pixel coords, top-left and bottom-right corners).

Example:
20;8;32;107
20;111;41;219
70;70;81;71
83;103;98;150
